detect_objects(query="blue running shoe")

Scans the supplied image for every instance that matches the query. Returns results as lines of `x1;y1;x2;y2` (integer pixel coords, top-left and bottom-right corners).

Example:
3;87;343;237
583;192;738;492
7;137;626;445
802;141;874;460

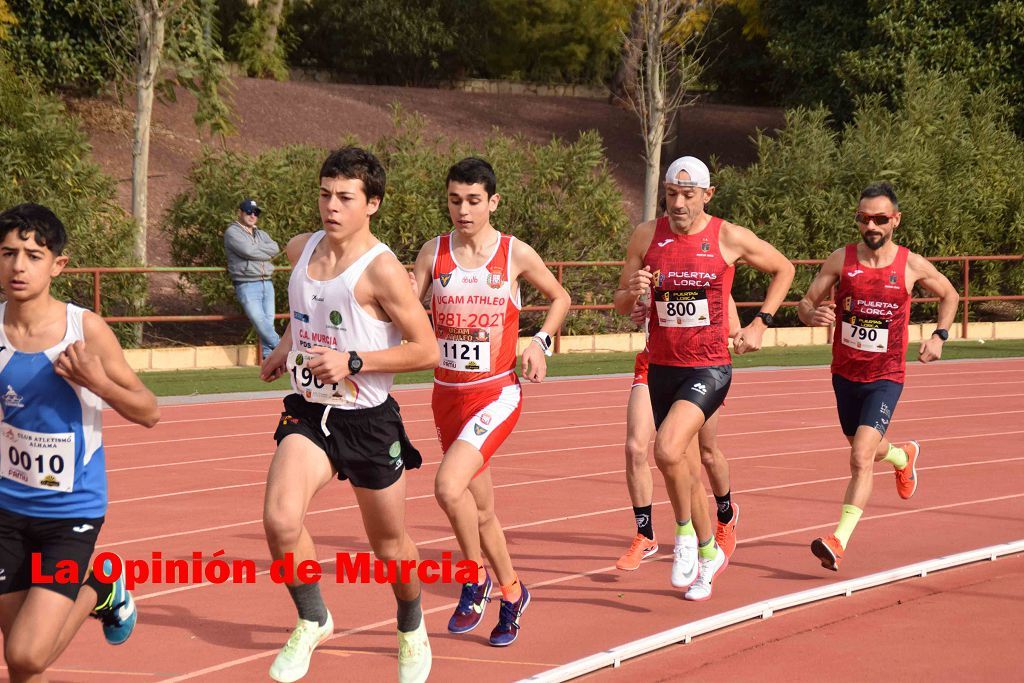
448;573;492;634
488;583;530;647
90;558;137;645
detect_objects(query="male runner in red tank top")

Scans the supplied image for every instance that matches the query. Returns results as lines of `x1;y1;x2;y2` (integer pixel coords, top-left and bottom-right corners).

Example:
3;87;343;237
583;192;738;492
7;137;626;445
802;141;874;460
798;182;958;571
615;156;794;600
412;157;570;646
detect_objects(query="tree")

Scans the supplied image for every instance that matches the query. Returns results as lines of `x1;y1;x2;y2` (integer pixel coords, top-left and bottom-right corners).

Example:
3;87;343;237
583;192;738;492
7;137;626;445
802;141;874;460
617;0;709;221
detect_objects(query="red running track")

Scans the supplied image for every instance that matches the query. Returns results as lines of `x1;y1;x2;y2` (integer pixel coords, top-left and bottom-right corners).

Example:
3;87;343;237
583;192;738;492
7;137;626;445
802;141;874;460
5;358;1024;682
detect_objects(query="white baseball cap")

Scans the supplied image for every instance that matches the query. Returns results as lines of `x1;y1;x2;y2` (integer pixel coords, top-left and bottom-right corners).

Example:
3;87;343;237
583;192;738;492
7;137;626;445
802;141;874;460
664;156;711;188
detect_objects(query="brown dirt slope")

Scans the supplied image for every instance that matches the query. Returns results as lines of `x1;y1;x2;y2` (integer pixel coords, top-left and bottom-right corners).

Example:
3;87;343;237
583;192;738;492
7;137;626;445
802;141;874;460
73;76;785;267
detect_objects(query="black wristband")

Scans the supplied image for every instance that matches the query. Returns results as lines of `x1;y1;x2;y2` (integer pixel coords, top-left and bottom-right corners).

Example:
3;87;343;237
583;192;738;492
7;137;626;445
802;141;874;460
932;328;949;342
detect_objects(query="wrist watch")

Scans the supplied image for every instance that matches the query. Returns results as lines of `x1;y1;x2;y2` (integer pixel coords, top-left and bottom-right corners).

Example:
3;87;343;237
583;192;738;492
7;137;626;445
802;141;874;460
532;332;553;357
932;328;949;342
755;311;774;327
348;351;363;375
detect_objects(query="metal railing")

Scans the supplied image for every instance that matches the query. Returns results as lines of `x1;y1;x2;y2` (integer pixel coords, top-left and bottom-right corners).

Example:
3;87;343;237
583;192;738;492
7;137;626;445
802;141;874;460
65;255;1023;352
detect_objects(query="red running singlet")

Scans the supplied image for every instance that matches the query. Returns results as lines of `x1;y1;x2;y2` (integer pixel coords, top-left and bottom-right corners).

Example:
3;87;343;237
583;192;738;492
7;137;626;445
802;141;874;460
643;216;734;367
831;243;912;383
431;232;521;387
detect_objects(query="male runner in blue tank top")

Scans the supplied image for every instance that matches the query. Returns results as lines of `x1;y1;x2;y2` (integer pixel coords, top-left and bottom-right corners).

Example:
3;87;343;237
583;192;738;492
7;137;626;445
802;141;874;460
259;148;439;683
0;204;161;682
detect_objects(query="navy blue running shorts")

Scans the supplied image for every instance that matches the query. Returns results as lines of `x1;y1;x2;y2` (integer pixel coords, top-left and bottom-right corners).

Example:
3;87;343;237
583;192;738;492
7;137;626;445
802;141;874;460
832;373;904;437
648;364;732;428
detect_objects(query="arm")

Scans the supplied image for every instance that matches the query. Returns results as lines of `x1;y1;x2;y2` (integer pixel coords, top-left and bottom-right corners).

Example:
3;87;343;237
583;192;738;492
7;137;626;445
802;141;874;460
54;313;160;428
721;222;796;353
797;249;844;326
727;295;740;337
513;240;571;383
909;253;959;363
410;239;437;306
254;230;281;259
259;233;312;381
224;225;276;261
307;254;439;381
614;222;657;315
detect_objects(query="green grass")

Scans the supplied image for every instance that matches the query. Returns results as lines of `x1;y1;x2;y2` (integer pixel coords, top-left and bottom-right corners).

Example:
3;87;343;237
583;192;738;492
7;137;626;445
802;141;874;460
139;339;1024;398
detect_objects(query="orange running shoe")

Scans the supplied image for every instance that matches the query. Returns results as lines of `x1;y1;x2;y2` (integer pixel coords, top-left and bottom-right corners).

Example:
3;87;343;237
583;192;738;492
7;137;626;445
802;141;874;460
615;533;659;571
895;440;921;500
811;534;844;571
714;502;739;559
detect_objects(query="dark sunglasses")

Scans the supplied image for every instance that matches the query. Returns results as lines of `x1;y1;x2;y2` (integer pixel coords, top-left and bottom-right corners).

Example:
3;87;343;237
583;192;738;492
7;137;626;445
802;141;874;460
244;210;260;217
854;212;896;226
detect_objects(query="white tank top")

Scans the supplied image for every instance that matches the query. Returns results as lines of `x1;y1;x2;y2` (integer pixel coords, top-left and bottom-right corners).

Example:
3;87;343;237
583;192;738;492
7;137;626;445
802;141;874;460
286;232;402;409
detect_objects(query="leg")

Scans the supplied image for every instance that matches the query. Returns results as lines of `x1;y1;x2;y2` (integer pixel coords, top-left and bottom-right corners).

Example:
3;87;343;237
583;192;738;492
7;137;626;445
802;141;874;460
467;468;515;587
698;411;730;498
653;401;706;535
264;433;336;683
434;441;486;572
3;588;75;682
235;281;279;359
258;279;282;358
352;479;432;682
617;385;660;570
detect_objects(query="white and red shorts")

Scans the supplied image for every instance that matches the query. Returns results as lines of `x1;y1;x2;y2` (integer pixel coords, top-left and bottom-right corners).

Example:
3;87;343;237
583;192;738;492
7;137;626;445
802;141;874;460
632;349;650;387
431;376;523;474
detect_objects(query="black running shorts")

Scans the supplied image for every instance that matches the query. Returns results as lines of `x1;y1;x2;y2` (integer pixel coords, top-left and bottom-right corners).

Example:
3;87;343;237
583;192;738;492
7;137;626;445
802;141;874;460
648;364;732;428
273;394;422;490
0;507;104;599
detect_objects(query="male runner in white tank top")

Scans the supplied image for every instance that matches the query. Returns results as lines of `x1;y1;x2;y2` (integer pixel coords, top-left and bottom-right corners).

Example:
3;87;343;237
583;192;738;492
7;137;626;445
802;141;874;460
259;148;439;683
411;158;570;647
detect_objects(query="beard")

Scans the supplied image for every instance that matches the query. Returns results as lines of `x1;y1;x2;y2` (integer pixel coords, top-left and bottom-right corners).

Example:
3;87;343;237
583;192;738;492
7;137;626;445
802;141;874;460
861;231;889;251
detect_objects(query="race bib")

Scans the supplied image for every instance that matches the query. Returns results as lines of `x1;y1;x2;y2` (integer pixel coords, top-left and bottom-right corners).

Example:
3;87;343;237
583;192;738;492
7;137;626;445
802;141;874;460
287;351;359;405
841;313;890;353
0;423;75;492
654;290;710;328
437;326;491;373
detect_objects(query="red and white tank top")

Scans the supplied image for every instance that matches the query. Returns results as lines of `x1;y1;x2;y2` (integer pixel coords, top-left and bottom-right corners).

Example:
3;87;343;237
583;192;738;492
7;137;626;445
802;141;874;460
832;243;911;383
644;216;734;367
431;232;521;387
286;232;402;409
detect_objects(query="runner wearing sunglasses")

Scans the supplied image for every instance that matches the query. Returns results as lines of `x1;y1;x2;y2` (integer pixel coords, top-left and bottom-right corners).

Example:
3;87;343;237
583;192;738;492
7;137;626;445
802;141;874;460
797;182;959;571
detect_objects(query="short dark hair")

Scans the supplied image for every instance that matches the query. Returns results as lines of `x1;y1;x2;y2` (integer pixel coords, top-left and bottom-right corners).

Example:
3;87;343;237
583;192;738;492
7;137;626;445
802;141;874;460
860;182;899;210
446;157;497;197
0;203;68;255
319;147;386;203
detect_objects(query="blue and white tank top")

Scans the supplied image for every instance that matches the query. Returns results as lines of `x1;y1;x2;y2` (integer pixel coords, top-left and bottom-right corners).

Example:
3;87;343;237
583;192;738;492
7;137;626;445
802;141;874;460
0;303;107;518
286;232;403;409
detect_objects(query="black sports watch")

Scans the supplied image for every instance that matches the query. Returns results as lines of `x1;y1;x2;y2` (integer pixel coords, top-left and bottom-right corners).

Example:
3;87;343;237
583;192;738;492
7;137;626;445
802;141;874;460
348;351;363;375
755;311;774;327
932;328;949;342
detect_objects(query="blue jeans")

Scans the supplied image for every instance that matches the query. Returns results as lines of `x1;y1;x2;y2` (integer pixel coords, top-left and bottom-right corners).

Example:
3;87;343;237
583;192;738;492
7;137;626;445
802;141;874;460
234;280;280;359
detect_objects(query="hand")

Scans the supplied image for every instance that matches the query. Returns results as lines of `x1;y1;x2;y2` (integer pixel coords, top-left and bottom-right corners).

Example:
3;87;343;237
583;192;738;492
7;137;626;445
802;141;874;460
918;335;944;363
628;266;655;299
630;300;649;328
810;303;837;326
54;341;112;395
306;346;350;383
520;342;547;383
260;344;289;382
732;322;766;355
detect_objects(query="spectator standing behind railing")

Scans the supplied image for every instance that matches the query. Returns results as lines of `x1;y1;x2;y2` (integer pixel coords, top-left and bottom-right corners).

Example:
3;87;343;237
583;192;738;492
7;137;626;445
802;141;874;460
225;198;282;359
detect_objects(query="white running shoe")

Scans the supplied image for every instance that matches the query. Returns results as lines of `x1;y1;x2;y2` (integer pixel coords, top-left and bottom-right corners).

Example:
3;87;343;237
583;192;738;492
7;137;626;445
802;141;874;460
269;611;334;683
684;544;728;601
670;535;699;588
398;616;432;683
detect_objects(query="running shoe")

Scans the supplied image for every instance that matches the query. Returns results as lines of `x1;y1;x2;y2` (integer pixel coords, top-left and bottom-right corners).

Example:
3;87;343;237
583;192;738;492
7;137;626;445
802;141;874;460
447;573;492;633
90;557;137;645
670;535;699;589
684;544;729;601
811;534;844;572
489;584;531;647
398;616;432;683
269;611;334;683
895;440;921;500
616;533;659;571
714;502;740;559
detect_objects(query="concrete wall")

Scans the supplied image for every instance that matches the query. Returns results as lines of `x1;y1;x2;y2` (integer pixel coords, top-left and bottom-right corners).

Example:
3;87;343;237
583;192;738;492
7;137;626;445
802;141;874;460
124;322;1024;373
